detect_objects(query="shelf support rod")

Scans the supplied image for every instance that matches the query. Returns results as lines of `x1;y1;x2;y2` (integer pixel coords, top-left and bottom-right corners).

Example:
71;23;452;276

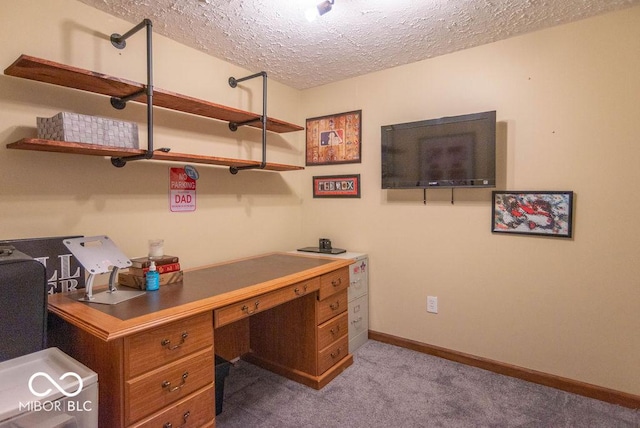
227;71;268;174
109;19;169;167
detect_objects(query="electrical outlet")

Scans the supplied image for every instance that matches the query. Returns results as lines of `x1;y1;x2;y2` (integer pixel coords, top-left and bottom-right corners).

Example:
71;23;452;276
427;296;438;314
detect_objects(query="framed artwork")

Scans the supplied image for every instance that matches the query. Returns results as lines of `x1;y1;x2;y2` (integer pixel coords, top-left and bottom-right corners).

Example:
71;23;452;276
313;174;361;198
306;110;361;165
492;191;574;238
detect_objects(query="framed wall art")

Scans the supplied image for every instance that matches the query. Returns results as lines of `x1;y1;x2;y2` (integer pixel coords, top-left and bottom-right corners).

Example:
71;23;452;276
492;191;574;238
306;110;361;166
313;174;361;198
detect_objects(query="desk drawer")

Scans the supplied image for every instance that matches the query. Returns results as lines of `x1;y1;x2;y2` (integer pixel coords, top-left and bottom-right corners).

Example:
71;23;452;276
318;335;349;374
349;294;368;341
125;312;213;378
130;384;215;428
214;277;319;328
317;290;348;325
125;348;214;425
318;311;348;350
348;259;368;301
318;267;349;300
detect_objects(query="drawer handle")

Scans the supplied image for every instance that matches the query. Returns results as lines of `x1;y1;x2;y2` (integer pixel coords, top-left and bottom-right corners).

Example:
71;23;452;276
163;411;190;428
351;316;363;325
330;326;341;335
329;301;340;311
162;372;188;392
330;347;342;359
331;278;342;287
294;284;308;295
161;332;188;350
242;301;260;315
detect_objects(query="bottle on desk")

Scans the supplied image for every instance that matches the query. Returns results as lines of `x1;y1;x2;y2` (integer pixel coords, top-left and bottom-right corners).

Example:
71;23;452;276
145;261;160;291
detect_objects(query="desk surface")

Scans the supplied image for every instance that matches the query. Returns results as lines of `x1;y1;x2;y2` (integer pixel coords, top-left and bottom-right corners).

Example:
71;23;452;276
48;252;353;341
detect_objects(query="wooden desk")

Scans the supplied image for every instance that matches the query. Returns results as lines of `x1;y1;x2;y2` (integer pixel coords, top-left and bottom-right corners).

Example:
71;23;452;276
47;252;354;428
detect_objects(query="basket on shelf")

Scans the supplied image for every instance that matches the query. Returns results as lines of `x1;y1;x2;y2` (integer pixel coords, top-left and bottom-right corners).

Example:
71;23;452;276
37;112;139;149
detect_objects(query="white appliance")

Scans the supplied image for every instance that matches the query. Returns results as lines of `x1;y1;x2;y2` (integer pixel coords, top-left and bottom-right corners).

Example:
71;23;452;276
0;348;98;428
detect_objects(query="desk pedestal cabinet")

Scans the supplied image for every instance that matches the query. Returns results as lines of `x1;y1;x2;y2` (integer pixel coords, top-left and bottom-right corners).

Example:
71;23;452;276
47;253;354;428
242;266;352;388
48;311;216;427
293;251;369;353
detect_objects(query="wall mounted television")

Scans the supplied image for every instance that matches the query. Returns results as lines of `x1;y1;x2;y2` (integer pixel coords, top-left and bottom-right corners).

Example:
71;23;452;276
381;110;496;189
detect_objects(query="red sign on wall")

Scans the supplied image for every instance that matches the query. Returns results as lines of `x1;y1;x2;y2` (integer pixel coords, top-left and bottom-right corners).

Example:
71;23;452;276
169;167;197;212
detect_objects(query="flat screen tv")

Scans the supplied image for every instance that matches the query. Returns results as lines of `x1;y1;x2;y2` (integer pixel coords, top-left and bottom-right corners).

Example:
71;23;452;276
381;110;496;189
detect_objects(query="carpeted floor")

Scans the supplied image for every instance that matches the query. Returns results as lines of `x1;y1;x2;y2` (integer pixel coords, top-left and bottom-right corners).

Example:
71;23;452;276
215;340;639;427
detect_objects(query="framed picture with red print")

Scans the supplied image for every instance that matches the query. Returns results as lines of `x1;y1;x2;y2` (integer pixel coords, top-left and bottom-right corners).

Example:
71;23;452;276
492;191;574;238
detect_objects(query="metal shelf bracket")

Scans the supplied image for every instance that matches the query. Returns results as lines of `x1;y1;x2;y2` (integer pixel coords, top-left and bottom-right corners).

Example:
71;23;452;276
109;19;170;167
227;71;268;174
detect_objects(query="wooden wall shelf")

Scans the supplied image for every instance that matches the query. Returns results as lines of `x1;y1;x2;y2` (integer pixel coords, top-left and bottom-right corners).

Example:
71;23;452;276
4;55;304;134
4;54;305;171
7;139;304;172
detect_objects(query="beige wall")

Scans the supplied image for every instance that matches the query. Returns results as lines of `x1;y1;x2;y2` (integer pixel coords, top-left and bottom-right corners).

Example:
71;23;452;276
0;0;306;268
300;7;640;396
1;0;638;396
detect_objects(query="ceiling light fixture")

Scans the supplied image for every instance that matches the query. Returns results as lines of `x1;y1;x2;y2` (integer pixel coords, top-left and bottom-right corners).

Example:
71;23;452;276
306;0;335;22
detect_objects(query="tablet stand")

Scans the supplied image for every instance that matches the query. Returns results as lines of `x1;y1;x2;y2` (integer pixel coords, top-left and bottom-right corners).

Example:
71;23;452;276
63;235;146;305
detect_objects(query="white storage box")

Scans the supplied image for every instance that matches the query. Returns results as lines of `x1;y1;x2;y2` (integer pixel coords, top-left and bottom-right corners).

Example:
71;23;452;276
0;347;98;428
37;112;139;148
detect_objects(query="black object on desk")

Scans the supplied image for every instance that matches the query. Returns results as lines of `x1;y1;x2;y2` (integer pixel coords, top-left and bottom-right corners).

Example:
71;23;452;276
298;238;346;254
297;247;347;255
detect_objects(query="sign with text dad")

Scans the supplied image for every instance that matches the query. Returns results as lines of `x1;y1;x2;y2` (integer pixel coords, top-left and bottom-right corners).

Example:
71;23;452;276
169;166;198;212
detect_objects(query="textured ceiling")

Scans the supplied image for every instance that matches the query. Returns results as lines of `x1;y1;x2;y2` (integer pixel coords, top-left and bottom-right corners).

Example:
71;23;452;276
78;0;640;90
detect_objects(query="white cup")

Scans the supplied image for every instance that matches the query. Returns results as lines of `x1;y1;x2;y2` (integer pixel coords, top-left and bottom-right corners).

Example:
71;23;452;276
148;239;164;259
